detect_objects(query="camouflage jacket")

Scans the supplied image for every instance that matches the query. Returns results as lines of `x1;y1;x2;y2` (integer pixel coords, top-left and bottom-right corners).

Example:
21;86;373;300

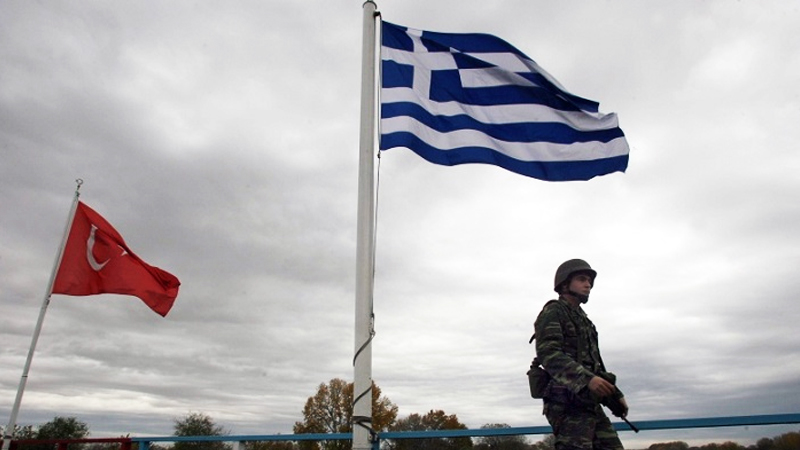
534;297;622;399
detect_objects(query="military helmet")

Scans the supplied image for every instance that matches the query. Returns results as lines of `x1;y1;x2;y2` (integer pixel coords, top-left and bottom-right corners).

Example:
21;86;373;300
554;259;597;293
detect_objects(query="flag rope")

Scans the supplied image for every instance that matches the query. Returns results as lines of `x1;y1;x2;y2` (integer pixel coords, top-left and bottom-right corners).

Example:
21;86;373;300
353;148;380;369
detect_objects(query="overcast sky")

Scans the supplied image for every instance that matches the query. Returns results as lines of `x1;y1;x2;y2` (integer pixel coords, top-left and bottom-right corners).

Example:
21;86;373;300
2;1;799;448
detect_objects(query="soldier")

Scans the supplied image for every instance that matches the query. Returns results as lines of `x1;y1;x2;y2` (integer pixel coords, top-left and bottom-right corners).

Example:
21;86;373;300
534;259;627;450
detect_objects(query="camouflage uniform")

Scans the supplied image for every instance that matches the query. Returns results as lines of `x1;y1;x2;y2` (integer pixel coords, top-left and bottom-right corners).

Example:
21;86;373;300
534;297;624;450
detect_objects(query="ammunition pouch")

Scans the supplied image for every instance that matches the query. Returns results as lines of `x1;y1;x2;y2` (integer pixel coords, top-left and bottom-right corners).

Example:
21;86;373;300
527;358;551;398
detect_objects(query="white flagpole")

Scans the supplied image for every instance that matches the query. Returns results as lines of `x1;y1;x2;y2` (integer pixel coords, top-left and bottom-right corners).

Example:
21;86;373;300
1;180;83;450
353;2;378;450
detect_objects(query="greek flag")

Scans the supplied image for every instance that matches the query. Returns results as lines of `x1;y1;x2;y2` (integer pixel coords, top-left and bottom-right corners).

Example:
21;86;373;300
380;21;629;181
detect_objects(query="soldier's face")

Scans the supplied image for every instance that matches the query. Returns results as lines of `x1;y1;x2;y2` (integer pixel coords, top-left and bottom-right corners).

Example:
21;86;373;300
568;273;593;296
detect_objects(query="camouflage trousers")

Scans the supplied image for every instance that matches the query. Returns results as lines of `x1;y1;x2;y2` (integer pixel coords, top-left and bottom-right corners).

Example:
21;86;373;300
543;400;624;450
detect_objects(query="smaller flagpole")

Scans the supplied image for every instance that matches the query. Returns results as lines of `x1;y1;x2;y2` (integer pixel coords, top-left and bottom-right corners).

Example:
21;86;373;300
2;180;83;450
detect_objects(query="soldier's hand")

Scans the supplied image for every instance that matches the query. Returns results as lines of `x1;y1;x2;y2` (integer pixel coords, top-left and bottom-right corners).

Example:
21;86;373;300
588;375;616;398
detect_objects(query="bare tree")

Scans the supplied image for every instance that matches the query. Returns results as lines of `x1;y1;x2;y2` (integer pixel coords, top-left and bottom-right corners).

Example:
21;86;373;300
529;434;555;450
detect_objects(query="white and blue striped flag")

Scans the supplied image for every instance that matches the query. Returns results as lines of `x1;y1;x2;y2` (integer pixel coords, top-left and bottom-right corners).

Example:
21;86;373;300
380;21;629;181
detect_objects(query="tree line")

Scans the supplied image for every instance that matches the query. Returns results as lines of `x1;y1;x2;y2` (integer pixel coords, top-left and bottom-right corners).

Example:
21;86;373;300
3;378;798;450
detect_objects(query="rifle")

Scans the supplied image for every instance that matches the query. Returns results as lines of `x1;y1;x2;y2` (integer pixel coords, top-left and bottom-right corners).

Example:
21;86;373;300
598;373;639;433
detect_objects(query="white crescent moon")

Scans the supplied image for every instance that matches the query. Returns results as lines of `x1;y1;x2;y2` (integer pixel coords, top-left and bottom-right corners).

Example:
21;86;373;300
86;225;110;271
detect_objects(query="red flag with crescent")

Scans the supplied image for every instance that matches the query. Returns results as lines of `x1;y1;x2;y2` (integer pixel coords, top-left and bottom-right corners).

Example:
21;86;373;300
52;201;180;316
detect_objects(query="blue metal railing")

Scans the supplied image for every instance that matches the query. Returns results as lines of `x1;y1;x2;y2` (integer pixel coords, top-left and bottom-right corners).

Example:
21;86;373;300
130;413;800;450
10;413;800;450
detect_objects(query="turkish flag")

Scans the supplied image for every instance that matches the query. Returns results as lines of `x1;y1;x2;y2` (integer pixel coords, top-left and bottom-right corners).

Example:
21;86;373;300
52;201;180;316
